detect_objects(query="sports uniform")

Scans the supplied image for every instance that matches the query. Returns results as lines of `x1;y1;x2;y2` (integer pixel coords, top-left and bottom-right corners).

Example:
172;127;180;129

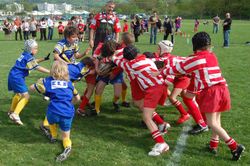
90;12;121;51
54;38;79;63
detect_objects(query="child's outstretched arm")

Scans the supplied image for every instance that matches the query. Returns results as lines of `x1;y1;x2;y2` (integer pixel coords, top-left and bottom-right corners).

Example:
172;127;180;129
36;53;51;63
36;66;50;74
75;47;92;59
72;88;80;104
29;78;46;94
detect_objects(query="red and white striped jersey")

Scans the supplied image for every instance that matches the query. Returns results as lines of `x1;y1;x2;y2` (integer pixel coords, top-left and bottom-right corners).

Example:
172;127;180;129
162;50;226;92
113;54;164;90
92;42;103;59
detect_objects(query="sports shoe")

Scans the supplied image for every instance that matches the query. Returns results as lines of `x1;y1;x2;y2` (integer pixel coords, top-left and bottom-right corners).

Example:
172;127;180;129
39;124;57;143
158;122;171;135
9;113;23;125
113;103;121;112
231;144;245;161
148;143;169;156
188;124;208;135
43;96;50;101
177;114;190;124
76;108;87;117
121;101;130;107
207;144;218;155
7;110;13;116
56;147;72;162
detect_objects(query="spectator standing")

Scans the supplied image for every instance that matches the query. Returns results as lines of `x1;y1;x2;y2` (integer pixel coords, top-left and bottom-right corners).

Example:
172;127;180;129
213;15;220;34
223;13;232;48
163;17;174;44
30;17;38;40
149;11;159;44
133;15;141;42
122;19;129;32
57;21;65;39
3;19;12;40
77;20;85;42
194;18;200;33
39;17;47;41
47;16;54;40
175;16;182;35
14;16;22;40
22;19;30;41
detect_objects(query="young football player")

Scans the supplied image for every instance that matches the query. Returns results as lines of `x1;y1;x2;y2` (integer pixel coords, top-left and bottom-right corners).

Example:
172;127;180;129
156;40;190;124
163;32;245;160
8;39;50;125
112;45;170;156
30;61;80;162
54;26;90;64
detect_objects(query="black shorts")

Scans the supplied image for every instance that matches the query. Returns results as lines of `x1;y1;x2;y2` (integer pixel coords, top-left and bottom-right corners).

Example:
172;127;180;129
31;31;37;37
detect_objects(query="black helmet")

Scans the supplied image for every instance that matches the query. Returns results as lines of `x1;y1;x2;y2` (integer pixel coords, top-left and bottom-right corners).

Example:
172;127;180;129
123;45;140;60
192;32;211;51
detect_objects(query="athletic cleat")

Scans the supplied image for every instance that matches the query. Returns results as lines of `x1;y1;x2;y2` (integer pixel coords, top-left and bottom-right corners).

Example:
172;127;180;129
188;124;208;135
148;143;169;156
158;122;171;135
76;108;87;117
43;96;50;101
208;146;218;155
9;113;23;125
231;144;245;161
121;101;130;107
40;123;50;137
56;147;72;162
177;114;190;124
7;110;13;116
113;103;121;112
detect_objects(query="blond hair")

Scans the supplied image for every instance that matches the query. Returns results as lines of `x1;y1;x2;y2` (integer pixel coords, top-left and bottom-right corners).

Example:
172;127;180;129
50;61;69;81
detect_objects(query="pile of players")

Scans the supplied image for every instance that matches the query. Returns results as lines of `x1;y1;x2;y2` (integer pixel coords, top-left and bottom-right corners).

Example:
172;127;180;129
7;25;245;161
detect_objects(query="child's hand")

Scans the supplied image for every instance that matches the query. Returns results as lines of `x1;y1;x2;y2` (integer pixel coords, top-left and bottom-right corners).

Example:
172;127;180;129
84;47;92;55
44;53;51;61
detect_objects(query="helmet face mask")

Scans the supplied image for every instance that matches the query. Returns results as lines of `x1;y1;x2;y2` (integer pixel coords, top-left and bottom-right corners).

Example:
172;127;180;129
158;40;173;55
192;32;211;51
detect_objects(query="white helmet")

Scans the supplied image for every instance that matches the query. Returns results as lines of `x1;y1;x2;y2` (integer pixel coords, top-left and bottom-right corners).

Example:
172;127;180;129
158;40;174;54
24;39;38;53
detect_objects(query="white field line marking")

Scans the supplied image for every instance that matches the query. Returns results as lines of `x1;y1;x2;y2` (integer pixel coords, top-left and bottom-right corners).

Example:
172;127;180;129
0;64;10;68
167;121;192;166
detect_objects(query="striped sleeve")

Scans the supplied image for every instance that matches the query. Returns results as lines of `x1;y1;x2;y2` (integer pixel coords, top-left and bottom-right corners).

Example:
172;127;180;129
34;78;46;94
26;58;39;70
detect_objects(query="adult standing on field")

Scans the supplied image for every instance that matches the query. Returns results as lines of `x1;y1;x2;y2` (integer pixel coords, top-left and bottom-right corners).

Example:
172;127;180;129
14;16;22;41
149;11;159;45
223;13;232;48
212;15;220;34
89;1;121;52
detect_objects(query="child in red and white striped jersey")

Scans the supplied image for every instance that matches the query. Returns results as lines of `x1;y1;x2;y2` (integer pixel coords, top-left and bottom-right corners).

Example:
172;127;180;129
163;32;245;160
112;45;170;156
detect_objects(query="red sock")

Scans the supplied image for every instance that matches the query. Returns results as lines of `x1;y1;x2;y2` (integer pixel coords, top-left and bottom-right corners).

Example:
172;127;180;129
173;100;188;116
152;112;164;125
210;138;219;149
152;130;165;143
183;97;207;127
226;138;237;151
79;95;89;111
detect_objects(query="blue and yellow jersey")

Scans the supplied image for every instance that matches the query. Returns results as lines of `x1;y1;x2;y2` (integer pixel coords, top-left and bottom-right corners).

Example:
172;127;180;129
54;38;79;63
34;76;78;118
68;62;90;82
9;51;39;78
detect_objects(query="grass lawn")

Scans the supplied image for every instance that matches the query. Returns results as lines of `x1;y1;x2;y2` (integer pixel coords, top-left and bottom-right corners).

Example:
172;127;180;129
0;20;249;165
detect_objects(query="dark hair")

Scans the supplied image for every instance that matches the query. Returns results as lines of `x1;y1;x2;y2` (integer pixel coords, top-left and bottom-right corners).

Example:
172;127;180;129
101;40;118;58
81;57;94;68
192;32;211;51
121;32;135;45
154;61;165;69
123;45;139;60
143;52;155;59
64;26;79;38
106;0;115;5
59;21;62;24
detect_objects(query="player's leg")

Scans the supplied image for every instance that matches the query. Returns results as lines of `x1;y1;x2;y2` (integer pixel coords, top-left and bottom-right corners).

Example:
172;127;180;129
9;92;30;125
9;93;21;115
169;88;189;124
121;81;130;107
94;80;107;114
113;83;122;112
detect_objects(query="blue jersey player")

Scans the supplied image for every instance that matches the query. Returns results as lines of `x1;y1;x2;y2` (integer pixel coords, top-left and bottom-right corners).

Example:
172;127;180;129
8;39;50;125
30;61;80;162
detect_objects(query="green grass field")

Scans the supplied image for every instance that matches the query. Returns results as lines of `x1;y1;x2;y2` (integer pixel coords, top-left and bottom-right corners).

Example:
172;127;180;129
0;20;249;166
